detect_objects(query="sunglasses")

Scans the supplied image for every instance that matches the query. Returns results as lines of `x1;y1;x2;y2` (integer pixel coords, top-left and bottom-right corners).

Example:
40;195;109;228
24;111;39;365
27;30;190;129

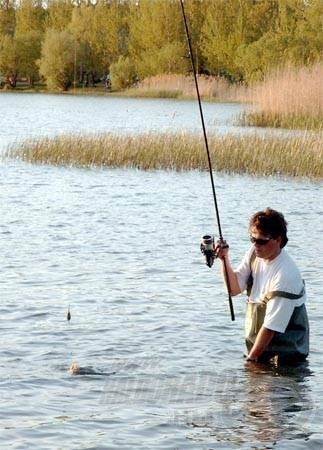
250;236;272;246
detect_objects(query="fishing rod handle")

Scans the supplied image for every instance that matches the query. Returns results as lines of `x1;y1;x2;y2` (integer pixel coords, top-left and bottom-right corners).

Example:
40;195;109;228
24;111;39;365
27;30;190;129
221;257;235;321
217;239;235;321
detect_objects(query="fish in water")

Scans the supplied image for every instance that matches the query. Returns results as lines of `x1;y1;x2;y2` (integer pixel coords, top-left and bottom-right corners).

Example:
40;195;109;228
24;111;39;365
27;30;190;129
68;362;115;376
67;305;71;321
69;363;81;374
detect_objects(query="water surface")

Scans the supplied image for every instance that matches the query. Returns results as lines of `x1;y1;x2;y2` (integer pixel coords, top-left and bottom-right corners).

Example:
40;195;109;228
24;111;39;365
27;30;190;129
0;92;245;150
0;93;322;449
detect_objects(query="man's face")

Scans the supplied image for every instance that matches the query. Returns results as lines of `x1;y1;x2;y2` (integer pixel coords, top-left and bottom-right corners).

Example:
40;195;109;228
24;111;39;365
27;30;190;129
250;226;282;261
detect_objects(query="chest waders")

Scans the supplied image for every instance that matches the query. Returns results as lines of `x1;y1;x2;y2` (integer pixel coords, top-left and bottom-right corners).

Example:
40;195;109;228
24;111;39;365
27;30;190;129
245;253;309;362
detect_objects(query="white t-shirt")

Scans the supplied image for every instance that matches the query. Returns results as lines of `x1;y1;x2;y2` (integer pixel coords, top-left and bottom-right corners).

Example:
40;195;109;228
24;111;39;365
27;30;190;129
235;247;306;333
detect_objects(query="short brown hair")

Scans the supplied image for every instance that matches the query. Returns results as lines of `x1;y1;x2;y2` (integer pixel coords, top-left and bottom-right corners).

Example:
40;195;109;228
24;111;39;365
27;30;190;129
249;208;288;248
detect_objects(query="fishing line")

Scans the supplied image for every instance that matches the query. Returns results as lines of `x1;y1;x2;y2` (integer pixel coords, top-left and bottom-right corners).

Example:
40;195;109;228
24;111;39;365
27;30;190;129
180;0;235;321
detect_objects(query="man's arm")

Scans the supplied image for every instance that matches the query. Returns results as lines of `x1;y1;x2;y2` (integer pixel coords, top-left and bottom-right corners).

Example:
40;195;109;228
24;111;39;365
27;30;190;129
216;242;241;296
220;256;242;296
247;326;276;361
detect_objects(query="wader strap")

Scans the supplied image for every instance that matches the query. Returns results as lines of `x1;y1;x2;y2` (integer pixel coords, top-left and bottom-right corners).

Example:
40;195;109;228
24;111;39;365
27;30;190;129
246;250;256;296
261;285;305;304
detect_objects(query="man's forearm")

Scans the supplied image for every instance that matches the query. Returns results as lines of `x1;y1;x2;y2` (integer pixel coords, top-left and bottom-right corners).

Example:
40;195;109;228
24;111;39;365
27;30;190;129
220;256;241;296
247;326;276;361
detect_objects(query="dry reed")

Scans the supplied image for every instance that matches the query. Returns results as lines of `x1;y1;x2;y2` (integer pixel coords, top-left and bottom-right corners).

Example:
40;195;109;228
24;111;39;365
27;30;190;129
6;131;323;179
242;64;323;130
129;74;242;101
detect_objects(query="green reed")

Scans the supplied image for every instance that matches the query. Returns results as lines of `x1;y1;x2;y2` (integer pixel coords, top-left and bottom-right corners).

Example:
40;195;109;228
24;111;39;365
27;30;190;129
5;132;323;179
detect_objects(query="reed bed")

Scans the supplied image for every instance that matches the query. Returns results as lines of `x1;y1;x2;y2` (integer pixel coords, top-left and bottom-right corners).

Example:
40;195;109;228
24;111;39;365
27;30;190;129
242;64;323;130
6;132;323;179
240;111;323;131
128;74;242;101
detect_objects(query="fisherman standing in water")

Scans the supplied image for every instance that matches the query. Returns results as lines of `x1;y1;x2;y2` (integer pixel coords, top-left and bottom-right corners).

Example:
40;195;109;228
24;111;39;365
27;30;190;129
216;208;309;364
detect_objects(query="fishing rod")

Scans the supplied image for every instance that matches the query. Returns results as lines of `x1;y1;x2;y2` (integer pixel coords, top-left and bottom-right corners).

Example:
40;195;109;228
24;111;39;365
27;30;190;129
179;0;235;321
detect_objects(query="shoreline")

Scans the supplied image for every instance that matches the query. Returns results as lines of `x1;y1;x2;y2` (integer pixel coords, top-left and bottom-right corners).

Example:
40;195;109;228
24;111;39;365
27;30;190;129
0;85;233;102
1;85;321;131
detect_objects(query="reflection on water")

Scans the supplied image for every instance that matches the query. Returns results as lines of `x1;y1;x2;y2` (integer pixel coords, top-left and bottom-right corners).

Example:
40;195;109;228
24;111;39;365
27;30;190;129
98;360;315;448
240;363;313;443
185;365;315;450
184;362;315;449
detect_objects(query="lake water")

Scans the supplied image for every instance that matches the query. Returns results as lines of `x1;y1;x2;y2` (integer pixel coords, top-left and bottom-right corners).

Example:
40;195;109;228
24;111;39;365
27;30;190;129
0;91;246;148
0;92;322;449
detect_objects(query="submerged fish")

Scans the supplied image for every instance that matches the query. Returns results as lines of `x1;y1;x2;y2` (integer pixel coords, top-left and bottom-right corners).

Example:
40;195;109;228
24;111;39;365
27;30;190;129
68;362;115;376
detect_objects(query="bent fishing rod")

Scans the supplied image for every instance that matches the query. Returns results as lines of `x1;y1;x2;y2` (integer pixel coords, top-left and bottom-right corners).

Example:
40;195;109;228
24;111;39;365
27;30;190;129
179;0;235;321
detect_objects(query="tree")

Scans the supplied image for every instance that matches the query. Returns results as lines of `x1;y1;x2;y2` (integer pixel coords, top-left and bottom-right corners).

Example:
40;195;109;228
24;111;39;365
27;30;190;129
0;22;40;88
45;0;73;31
201;0;244;81
1;0;321;90
183;0;208;74
128;0;188;79
12;0;46;84
0;34;18;86
92;0;129;71
236;0;323;82
0;0;15;37
235;33;278;82
15;0;46;36
68;0;128;86
109;54;136;90
17;31;41;85
68;4;101;86
201;0;278;81
39;29;77;90
292;0;323;65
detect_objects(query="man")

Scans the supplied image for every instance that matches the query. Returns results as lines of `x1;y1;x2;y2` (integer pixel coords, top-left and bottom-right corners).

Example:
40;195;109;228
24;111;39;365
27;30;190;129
216;207;309;364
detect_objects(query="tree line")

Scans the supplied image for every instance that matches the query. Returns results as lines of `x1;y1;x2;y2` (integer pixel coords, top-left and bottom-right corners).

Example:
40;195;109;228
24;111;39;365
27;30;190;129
0;0;322;91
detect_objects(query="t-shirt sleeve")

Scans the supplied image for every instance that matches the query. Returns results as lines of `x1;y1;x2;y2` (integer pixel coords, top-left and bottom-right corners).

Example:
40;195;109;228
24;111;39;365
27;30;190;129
235;246;254;292
263;297;295;333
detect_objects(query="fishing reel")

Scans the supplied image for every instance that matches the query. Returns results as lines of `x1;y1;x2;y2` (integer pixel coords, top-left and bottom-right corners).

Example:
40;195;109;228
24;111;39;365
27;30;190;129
200;235;217;268
200;235;229;268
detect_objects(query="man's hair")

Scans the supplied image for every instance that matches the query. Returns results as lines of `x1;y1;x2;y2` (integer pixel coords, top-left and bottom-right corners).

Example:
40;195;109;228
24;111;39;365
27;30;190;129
249;207;288;248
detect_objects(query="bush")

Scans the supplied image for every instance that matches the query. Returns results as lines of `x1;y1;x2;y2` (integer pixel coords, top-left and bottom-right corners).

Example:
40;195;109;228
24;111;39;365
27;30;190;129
136;42;188;79
38;29;76;91
109;56;137;90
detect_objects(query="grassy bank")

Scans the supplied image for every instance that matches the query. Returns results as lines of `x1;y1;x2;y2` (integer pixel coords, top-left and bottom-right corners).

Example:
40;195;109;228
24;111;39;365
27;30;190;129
6;132;323;179
0;83;111;96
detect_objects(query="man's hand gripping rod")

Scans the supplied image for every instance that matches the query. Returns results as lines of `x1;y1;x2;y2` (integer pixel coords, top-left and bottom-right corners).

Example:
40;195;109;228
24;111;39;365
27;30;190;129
180;0;235;321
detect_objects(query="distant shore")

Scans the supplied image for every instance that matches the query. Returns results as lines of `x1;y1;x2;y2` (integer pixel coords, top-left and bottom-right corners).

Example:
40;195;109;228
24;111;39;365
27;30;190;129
2;66;322;131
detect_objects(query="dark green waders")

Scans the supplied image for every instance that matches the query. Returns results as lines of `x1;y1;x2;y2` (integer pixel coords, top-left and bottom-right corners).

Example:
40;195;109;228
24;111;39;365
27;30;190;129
245;289;309;363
